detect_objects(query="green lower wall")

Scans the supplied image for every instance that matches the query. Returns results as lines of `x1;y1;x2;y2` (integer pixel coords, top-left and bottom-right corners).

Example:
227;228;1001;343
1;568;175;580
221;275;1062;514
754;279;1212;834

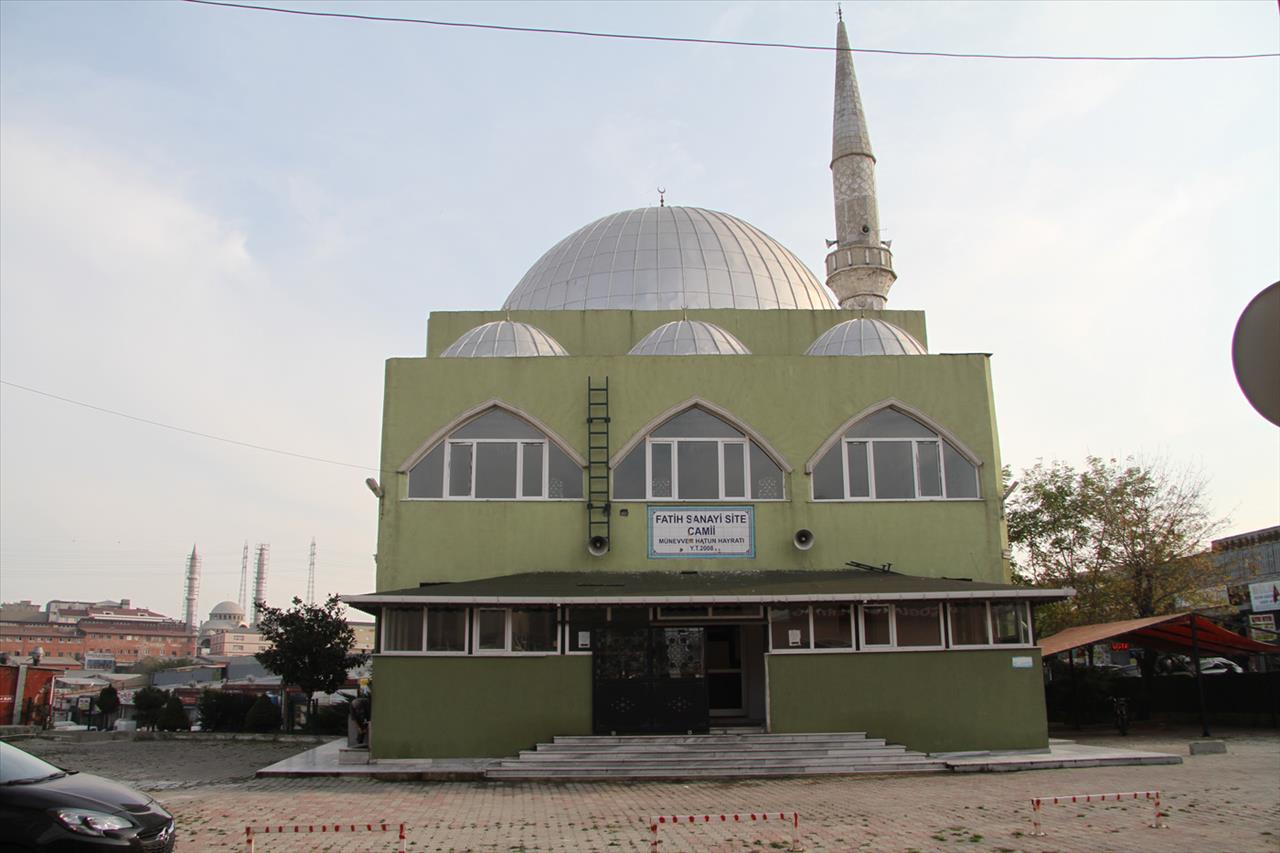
370;655;592;759
767;649;1047;753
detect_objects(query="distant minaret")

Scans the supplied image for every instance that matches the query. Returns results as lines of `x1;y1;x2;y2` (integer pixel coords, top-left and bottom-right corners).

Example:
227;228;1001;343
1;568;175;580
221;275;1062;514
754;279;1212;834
252;544;270;626
306;538;316;605
825;14;896;310
238;541;249;612
182;545;201;633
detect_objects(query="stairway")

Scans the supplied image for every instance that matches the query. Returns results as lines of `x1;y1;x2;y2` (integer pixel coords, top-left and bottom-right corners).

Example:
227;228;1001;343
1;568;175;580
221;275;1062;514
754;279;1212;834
484;731;948;781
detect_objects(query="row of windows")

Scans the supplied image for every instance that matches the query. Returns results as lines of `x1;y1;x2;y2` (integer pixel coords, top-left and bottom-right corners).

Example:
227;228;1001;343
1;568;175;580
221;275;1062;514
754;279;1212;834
406;405;979;503
379;600;1033;656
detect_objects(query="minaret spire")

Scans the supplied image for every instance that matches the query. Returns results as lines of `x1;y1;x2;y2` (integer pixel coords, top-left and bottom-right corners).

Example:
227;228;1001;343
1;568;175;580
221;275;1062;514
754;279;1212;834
826;16;896;310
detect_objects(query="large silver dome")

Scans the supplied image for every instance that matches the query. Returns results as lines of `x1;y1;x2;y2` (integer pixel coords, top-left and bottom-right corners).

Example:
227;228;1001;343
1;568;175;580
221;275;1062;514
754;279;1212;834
440;321;569;358
806;318;927;356
503;206;834;311
629;320;751;356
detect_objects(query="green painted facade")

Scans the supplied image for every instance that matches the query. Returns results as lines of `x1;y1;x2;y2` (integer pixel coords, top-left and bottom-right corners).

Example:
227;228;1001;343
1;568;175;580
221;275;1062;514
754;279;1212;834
370;655;592;759
767;649;1047;753
376;308;1008;590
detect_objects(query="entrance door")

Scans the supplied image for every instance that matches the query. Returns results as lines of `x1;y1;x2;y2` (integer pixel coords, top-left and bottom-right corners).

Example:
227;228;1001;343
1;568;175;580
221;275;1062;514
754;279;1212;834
706;626;744;717
592;626;709;735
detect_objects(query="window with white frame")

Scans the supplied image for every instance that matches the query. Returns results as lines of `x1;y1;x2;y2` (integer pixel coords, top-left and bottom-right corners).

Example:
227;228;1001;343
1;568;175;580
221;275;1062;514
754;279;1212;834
380;606;467;653
812;408;979;501
473;607;558;653
947;601;1032;647
407;409;583;500
613;407;785;501
767;605;853;651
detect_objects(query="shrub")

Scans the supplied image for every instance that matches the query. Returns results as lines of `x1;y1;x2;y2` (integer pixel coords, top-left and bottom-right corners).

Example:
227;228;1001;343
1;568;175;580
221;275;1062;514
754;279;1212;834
244;694;280;733
157;695;190;731
197;690;257;731
133;687;167;730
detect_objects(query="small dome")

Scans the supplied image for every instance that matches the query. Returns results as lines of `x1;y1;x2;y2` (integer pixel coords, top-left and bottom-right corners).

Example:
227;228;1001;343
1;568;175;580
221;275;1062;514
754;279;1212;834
806;318;927;356
210;601;245;617
503;206;834;311
629;320;751;356
440;321;568;358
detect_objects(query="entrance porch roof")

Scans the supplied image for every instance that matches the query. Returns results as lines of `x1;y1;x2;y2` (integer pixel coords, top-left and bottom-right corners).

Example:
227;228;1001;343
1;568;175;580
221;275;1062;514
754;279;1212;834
343;569;1071;612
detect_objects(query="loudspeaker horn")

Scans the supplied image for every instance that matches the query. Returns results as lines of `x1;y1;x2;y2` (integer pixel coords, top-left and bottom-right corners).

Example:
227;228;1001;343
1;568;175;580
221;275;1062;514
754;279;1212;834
587;535;610;556
793;529;815;551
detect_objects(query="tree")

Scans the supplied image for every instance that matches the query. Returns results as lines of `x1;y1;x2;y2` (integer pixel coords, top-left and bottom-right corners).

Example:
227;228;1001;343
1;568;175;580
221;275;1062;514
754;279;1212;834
1008;456;1225;638
133;687;167;731
255;595;367;731
157;695;190;731
96;686;120;730
243;693;280;733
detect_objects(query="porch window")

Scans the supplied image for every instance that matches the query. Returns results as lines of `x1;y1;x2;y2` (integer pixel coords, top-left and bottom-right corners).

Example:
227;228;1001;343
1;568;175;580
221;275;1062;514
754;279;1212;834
895;602;943;648
948;602;991;646
768;606;810;649
812;606;854;649
383;608;423;652
991;602;1031;645
566;606;607;652
426;606;467;652
473;607;559;654
860;605;893;647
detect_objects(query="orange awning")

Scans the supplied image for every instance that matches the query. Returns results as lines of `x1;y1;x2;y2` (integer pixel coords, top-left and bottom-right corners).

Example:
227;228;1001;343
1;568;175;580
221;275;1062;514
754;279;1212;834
1038;612;1275;658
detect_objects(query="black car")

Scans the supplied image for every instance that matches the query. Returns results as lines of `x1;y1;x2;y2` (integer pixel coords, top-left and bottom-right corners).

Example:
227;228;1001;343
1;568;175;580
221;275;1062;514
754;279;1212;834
0;741;175;851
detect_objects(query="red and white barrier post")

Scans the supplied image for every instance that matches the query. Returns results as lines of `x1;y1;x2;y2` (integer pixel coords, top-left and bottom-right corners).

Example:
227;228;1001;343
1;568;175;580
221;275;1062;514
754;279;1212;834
245;822;407;852
1030;791;1166;837
648;811;801;852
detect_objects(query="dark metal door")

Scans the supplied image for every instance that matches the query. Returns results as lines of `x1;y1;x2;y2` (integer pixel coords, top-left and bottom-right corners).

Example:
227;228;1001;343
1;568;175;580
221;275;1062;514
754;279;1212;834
592;626;709;735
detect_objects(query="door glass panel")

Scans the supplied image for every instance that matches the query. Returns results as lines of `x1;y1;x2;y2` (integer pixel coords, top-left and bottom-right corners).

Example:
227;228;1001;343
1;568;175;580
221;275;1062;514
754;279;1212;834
846;441;871;497
475;442;517;499
917;441;942;497
650;443;673;497
872;442;915;498
723;443;745;498
659;628;704;679
862;605;892;646
521;443;544;497
477;609;505;650
447;443;473;497
813;606;853;648
677;441;719;499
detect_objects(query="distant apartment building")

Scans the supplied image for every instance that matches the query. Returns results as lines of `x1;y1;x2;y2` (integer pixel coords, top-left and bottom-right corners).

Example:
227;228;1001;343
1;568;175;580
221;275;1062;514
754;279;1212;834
207;628;270;656
0;598;195;666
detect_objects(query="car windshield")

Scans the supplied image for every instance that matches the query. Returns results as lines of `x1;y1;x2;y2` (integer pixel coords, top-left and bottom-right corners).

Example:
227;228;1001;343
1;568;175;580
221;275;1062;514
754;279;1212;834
0;741;66;784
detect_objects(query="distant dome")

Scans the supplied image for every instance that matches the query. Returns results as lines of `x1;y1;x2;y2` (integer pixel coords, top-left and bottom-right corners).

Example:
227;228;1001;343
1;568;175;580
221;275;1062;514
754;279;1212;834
806;318;927;356
629;321;751;356
503;206;834;311
440;321;568;358
210;601;245;618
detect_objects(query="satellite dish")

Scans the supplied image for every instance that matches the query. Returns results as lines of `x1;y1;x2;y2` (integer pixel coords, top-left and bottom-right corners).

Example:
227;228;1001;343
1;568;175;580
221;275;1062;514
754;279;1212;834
1232;281;1280;427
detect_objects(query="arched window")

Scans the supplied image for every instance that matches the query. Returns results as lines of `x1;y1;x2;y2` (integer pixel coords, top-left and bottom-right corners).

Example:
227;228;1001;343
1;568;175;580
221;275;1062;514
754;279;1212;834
406;408;583;500
613;406;786;501
811;407;979;501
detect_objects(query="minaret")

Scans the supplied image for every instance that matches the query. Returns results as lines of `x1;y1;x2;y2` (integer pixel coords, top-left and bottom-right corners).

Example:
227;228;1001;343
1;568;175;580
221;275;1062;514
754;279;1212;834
825;14;896;310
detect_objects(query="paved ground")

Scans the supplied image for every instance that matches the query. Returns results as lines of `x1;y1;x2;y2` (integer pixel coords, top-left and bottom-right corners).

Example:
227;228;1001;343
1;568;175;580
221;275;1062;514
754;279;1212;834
16;725;1280;852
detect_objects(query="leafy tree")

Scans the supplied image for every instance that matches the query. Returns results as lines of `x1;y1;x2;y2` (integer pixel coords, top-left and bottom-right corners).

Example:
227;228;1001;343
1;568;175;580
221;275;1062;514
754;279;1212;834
133;687;167;731
196;689;257;731
157;695;190;731
255;596;367;731
96;686;120;729
1008;455;1225;638
243;693;279;733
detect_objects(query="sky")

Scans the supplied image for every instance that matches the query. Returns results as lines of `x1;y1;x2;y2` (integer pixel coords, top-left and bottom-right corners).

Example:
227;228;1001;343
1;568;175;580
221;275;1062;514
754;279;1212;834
1;0;1277;621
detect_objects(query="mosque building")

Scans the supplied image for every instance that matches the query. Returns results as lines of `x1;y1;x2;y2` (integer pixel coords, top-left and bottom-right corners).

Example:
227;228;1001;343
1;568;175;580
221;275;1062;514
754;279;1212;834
345;19;1070;761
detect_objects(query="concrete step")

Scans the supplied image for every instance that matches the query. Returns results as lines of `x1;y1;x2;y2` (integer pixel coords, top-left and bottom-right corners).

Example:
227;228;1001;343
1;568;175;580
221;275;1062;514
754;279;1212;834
486;762;947;780
516;747;913;763
533;740;889;754
551;732;870;746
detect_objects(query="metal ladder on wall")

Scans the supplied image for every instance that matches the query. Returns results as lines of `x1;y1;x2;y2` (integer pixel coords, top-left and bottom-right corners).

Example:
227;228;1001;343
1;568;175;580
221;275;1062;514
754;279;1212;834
586;377;611;554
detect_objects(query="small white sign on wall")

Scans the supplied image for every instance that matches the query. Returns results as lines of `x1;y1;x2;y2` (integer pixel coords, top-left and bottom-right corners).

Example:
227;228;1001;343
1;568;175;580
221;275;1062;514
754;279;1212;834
577;631;591;649
1011;656;1034;669
788;629;802;647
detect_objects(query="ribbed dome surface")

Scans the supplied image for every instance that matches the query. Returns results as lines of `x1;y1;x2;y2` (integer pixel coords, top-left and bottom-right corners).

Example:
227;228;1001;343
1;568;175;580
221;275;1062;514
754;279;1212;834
440;321;569;358
210;601;245;616
503;206;833;311
806;318;927;356
629;320;751;356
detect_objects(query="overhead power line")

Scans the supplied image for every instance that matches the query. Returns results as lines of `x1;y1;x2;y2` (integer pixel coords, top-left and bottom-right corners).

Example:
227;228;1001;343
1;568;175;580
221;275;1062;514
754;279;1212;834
0;379;384;474
181;0;1279;62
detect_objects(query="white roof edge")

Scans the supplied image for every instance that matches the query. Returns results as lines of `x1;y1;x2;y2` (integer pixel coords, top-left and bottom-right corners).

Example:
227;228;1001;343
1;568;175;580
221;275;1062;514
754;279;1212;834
343;588;1073;606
